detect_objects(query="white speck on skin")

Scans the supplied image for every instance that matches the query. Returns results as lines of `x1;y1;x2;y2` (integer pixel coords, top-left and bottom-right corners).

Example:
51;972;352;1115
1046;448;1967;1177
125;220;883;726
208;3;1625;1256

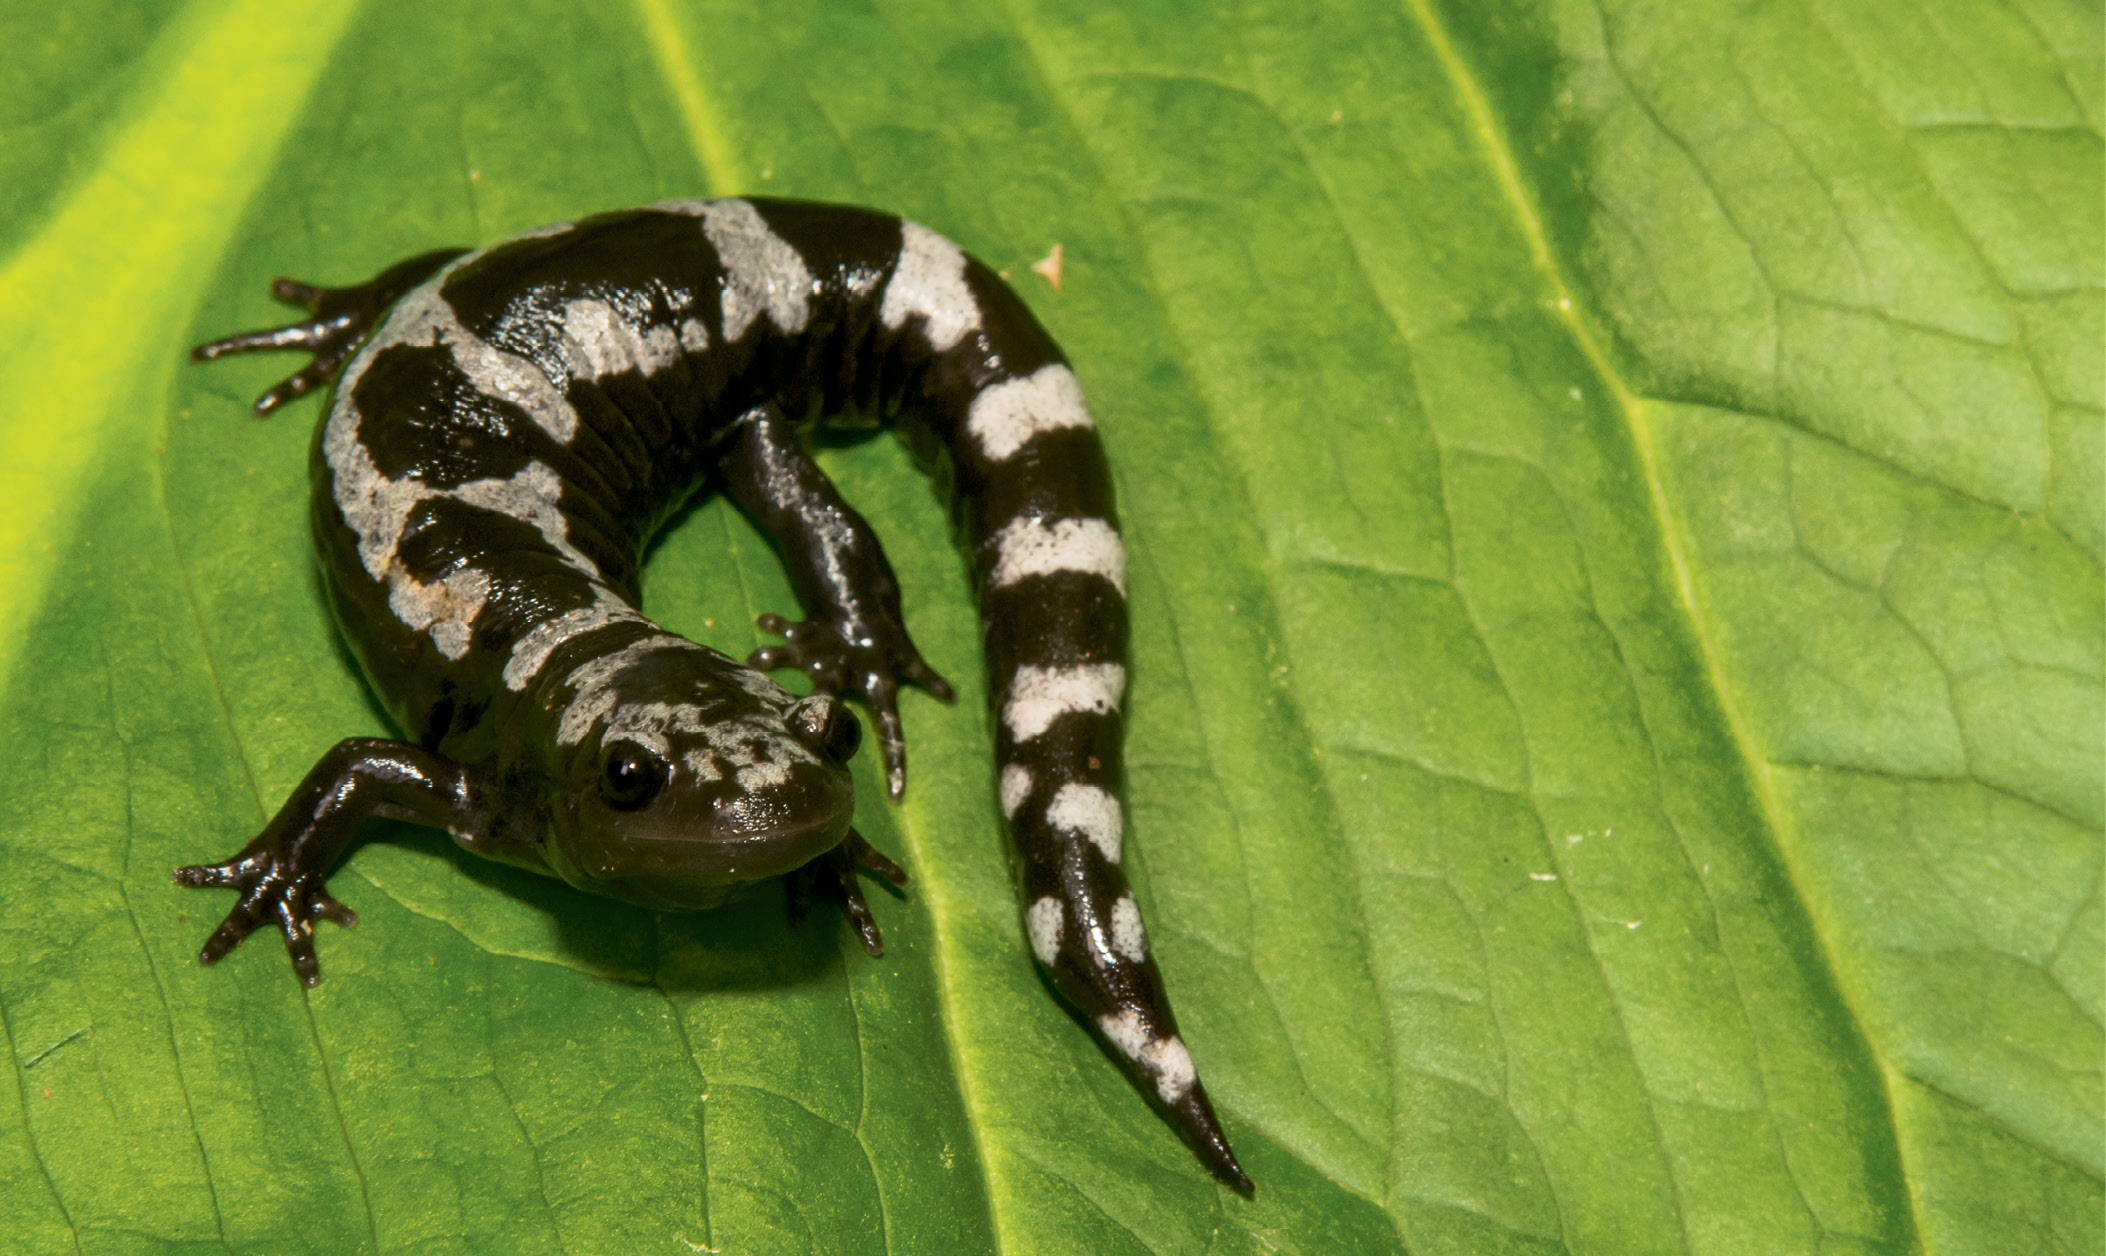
1045;782;1122;862
679;318;710;353
1002;663;1125;743
999;764;1033;819
880;220;981;351
692;198;813;341
965;365;1093;462
1529;872;1558;882
1026;896;1063;965
987;516;1126;595
1109;894;1147;961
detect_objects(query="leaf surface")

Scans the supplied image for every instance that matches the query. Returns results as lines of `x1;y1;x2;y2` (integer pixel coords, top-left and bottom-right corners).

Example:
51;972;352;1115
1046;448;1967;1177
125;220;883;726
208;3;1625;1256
0;0;2096;1252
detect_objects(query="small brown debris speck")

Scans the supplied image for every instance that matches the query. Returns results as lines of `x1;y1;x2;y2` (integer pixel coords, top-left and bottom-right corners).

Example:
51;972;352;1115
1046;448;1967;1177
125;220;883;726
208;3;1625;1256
1031;243;1064;292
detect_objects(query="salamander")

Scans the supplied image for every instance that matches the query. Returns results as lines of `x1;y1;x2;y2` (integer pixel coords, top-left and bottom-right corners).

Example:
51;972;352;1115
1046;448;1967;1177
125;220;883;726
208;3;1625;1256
180;198;1249;1193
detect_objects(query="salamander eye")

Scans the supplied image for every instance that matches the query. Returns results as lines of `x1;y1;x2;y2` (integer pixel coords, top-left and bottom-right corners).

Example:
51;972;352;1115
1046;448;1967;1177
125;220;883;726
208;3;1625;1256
600;746;667;811
822;706;861;764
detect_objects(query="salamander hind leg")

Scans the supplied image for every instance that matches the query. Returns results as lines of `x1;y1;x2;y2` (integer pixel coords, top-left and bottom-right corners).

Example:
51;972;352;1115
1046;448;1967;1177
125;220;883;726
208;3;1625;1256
174;738;489;985
191;247;467;415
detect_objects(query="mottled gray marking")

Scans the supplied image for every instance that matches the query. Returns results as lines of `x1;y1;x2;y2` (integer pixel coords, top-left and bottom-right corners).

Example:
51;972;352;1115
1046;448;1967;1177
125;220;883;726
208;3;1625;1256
337;274;578;443
732;666;796;711
602;699;821;791
503;584;649;691
682;199;812;341
1046;782;1122;862
880;221;980;352
560;298;680;380
999;764;1033;819
1027;896;1063;966
388;565;490;661
1002;663;1126;743
319;266;614;658
966;365;1092;462
1098;1009;1196;1104
325;402;602;584
988;516;1126;595
555;635;701;746
1108;893;1147;962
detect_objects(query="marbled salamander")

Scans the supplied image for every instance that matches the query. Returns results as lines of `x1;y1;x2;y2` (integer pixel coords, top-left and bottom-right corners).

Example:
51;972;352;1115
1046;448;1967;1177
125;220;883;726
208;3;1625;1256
180;198;1248;1192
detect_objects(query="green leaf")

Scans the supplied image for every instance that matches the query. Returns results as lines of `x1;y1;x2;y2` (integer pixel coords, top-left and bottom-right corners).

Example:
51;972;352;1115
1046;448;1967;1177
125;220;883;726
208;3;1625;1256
1;0;2097;1251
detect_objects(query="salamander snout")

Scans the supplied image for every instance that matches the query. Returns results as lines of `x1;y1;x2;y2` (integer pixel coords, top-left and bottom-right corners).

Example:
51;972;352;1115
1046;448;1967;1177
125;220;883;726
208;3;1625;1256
550;694;863;911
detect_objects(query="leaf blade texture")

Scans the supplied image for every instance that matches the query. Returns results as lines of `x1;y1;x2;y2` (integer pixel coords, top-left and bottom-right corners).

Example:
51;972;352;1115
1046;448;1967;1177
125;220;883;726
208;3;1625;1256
0;0;2096;1251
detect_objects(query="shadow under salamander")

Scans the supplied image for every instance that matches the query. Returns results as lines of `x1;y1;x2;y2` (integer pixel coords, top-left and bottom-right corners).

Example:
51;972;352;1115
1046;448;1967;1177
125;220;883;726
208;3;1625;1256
368;822;877;996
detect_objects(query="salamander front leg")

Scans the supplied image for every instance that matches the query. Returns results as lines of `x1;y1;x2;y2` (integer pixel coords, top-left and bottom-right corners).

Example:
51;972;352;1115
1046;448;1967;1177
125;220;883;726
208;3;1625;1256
784;827;909;956
191;247;467;415
720;404;956;800
173;738;493;985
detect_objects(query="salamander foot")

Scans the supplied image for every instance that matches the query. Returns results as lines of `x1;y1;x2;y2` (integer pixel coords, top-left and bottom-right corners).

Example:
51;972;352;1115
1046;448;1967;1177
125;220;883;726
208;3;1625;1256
749;612;954;801
174;847;359;987
785;827;909;956
192;247;467;415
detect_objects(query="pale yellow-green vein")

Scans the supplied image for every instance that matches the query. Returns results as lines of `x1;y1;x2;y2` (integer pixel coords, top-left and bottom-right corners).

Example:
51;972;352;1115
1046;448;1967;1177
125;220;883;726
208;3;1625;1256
0;0;363;707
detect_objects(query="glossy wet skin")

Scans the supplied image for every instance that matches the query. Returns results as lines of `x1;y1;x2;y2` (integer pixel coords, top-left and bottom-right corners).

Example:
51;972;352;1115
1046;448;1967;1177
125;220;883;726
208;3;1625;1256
546;650;864;911
176;199;1253;1192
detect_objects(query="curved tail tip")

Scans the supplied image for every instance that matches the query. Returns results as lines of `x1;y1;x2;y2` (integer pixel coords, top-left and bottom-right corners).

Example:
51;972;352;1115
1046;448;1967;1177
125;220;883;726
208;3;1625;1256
1176;1082;1255;1196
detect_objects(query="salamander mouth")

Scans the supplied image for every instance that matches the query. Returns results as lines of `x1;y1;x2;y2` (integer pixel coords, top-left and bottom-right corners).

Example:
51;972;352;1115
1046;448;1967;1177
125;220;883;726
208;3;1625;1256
554;761;856;909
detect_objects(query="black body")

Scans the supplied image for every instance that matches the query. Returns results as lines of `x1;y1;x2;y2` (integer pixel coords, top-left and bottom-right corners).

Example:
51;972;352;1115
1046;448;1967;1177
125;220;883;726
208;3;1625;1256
179;198;1248;1192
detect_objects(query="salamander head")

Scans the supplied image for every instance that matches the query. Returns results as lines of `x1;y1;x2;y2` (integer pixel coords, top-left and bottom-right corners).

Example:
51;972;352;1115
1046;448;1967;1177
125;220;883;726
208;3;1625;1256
543;638;862;910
